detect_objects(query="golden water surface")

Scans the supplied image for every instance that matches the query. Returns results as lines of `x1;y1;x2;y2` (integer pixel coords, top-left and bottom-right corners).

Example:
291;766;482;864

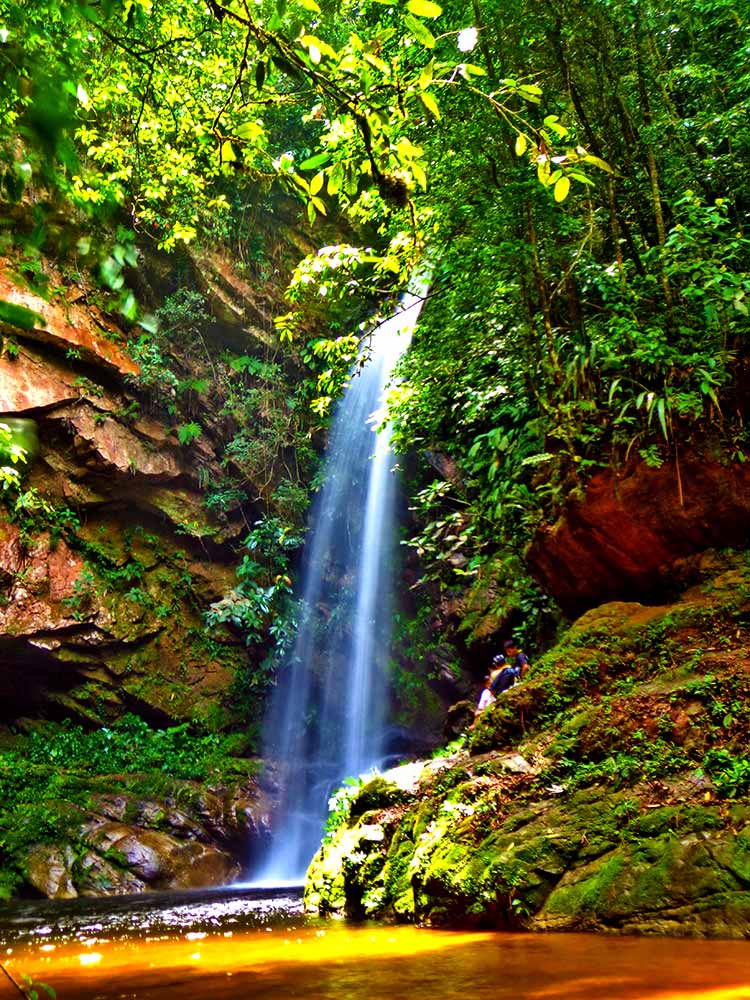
2;890;749;1000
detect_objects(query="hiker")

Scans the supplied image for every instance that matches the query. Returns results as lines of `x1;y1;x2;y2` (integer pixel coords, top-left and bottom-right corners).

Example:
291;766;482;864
503;638;530;678
469;675;495;729
489;651;520;695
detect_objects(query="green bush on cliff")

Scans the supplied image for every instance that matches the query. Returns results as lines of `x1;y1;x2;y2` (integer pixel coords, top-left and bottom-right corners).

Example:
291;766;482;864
18;715;242;783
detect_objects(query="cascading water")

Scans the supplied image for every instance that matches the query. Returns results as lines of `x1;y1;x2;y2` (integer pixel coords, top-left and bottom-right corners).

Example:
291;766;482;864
256;289;424;882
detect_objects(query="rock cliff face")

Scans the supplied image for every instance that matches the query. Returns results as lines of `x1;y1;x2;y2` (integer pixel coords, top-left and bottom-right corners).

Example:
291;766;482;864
305;550;750;937
528;454;750;616
0;224;314;896
0;249;275;729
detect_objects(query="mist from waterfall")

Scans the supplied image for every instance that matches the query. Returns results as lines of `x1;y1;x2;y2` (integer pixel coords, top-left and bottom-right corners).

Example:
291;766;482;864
256;290;424;882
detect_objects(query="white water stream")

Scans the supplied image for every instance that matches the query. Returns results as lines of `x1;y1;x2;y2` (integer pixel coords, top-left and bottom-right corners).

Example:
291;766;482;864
256;289;425;881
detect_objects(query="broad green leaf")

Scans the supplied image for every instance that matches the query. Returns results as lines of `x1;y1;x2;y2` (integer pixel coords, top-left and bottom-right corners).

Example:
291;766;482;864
310;171;325;195
407;0;442;17
656;398;668;438
0;300;44;330
221;140;237;162
568;170;595;186
311;196;327;215
554;176;570;202
100;256;124;290
411;161;427;190
515;133;527;156
299;152;331;170
119;290;138;321
419;90;440;119
300;34;337;60
297;0;321;11
327;164;343;195
518;85;541;104
364;52;390;76
403;13;435;47
420;60;434;90
137;313;159;335
237;121;264;141
177;422;202;446
582;153;613;173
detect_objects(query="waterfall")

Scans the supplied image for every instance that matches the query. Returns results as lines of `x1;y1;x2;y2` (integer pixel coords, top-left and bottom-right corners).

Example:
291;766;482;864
255;289;424;882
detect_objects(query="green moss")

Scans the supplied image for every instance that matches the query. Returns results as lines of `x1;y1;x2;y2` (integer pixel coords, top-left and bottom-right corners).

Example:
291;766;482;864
349;777;410;820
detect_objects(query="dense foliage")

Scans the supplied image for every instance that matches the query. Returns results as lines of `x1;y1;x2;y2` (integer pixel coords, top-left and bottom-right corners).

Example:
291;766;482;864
2;0;749;660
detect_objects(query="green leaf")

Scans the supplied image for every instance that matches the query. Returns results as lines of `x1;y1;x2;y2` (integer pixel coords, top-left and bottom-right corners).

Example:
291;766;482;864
299;152;331;170
221;140;237;162
515;133;527;157
419;90;440;119
607;378;622;405
0;299;45;330
177;422;202;446
100;256;124;291
137;313;159;335
119;291;138;321
403;13;435;47
582;153;613;173
407;0;442;17
411;161;427;190
656;398;669;439
327;163;343;195
553;175;570;202
419;58;434;90
297;0;321;10
460;62;486;76
237;120;264;142
310;171;325;195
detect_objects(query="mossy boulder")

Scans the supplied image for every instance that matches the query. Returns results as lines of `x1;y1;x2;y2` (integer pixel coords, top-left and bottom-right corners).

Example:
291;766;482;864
306;553;750;937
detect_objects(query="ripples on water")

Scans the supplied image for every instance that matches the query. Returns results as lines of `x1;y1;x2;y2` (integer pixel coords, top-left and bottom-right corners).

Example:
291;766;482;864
1;887;749;1000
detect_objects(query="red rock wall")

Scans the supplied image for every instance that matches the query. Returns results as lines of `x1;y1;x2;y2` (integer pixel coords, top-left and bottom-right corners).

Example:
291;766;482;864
528;454;750;614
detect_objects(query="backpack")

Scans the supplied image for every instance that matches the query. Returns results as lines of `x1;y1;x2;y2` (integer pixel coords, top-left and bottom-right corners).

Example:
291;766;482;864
489;666;518;695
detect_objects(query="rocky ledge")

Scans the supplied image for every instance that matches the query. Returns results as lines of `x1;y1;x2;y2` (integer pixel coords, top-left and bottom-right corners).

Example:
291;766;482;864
7;769;275;900
305;550;750;938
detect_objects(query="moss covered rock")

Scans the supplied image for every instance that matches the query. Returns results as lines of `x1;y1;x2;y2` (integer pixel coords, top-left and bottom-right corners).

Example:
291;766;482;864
306;553;750;937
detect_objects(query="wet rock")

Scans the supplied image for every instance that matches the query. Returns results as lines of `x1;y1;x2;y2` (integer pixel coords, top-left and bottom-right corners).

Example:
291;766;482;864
0;345;79;412
305;557;750;936
77;852;147;896
26;845;78;899
0;269;139;378
82;820;239;889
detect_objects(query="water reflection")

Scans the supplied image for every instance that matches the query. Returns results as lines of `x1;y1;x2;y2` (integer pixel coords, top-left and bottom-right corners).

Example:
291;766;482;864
1;889;749;1000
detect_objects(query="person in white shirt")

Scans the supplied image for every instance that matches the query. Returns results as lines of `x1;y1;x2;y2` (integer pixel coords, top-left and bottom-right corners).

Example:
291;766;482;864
469;676;496;729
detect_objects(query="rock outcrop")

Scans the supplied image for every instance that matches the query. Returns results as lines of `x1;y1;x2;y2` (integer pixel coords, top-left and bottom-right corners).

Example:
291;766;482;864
0;252;265;728
22;774;274;898
528;454;750;615
305;550;750;937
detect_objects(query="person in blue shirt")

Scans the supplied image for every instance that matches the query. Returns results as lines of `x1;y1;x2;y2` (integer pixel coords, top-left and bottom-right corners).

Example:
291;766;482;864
503;639;530;678
489;640;530;696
